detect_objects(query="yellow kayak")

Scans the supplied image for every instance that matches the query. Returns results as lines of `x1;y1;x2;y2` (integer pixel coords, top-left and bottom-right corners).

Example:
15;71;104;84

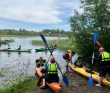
69;63;110;88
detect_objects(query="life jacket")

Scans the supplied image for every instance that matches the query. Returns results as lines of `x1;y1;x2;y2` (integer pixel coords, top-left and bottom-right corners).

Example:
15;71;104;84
76;61;83;67
66;50;72;58
48;63;58;74
37;61;44;66
101;52;110;62
9;46;11;49
20;47;22;50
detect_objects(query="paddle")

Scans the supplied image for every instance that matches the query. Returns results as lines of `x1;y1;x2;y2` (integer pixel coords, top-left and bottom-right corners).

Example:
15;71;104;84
37;34;61;86
96;41;102;48
40;34;69;86
89;33;98;87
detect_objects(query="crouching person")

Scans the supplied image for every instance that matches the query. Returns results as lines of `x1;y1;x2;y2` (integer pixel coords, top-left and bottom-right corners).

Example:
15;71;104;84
40;57;62;88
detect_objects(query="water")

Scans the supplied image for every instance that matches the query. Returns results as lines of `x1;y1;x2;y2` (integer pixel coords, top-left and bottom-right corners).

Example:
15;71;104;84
0;37;78;88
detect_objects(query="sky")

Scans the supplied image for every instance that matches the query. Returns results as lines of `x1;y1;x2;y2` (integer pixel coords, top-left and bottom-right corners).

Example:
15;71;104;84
0;0;83;32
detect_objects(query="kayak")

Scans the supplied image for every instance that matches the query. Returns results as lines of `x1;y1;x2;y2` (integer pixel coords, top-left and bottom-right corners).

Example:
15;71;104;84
0;49;32;52
35;67;61;93
35;47;56;52
69;63;110;88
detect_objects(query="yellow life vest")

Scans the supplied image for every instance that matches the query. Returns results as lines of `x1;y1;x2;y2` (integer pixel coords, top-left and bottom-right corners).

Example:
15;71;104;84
102;52;110;62
48;63;58;74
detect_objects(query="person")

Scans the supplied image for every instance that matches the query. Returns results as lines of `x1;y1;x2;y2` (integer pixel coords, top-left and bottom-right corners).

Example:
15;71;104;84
40;57;61;89
93;47;110;87
18;45;22;50
50;44;53;48
35;57;46;67
8;45;11;49
63;50;75;67
74;57;84;68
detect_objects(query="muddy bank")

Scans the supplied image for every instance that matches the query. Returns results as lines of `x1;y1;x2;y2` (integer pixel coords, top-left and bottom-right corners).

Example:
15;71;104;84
34;67;110;93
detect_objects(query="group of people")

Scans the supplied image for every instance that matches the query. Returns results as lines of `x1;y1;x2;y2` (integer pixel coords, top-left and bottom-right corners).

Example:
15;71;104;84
35;50;84;89
8;45;22;50
36;47;110;88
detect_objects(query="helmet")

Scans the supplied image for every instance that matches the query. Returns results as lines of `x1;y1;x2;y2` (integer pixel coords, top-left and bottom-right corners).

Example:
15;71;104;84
99;47;104;52
51;57;55;63
39;57;43;60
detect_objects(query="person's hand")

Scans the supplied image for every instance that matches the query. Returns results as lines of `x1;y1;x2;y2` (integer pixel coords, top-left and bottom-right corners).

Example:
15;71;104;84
92;56;95;59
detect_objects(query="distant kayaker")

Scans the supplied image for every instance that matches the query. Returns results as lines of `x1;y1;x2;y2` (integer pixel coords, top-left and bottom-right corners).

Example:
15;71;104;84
74;57;85;68
35;57;46;67
63;50;75;67
18;45;22;50
8;45;11;49
40;57;62;89
93;47;110;87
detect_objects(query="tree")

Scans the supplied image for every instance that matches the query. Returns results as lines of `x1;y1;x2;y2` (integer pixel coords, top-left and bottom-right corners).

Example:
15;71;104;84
69;0;110;62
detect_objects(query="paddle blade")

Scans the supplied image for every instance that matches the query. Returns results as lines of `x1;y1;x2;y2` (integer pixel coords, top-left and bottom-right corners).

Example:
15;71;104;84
55;34;61;46
96;41;102;48
89;76;93;87
93;33;98;43
40;34;47;46
63;75;69;86
37;76;43;86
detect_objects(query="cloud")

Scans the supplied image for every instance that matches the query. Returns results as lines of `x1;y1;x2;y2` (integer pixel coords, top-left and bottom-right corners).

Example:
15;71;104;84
0;0;82;24
0;0;62;24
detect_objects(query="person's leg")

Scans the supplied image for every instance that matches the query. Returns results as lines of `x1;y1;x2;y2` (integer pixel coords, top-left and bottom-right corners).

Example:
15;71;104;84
40;78;46;88
66;59;70;67
96;76;102;87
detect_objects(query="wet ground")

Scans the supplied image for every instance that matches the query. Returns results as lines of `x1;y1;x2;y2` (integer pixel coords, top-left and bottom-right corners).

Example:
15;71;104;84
34;67;110;93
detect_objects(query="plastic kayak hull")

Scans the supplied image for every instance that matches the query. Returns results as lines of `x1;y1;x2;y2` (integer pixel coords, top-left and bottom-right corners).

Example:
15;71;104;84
35;47;56;52
0;49;32;52
69;63;110;88
35;67;61;93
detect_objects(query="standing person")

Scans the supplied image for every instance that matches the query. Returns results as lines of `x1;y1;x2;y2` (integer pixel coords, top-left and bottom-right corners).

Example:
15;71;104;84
18;45;22;50
35;57;46;67
74;57;85;68
40;57;62;89
63;50;75;67
93;47;110;87
8;45;11;49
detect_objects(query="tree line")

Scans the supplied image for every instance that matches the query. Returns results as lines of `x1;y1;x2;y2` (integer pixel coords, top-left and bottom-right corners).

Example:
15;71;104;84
0;28;71;37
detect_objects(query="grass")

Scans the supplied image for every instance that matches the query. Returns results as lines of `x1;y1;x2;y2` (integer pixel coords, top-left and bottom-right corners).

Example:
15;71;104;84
0;76;38;93
32;39;76;52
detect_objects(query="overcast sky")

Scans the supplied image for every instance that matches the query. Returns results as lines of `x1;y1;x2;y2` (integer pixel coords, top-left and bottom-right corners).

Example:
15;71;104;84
0;0;83;31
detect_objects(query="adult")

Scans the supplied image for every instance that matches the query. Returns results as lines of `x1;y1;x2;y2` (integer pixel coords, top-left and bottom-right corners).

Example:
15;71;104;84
93;47;110;87
63;50;75;67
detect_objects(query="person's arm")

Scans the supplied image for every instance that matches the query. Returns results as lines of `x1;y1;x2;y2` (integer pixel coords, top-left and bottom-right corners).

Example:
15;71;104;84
43;61;48;69
55;60;61;69
93;55;102;62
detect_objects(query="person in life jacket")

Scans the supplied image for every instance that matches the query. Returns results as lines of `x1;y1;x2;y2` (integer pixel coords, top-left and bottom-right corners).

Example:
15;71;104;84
63;50;75;67
93;47;110;87
74;57;84;68
40;57;61;89
8;45;11;49
18;45;22;50
35;57;46;67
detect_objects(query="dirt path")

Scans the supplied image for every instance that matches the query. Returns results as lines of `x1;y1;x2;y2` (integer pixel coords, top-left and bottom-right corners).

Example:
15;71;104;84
34;67;110;93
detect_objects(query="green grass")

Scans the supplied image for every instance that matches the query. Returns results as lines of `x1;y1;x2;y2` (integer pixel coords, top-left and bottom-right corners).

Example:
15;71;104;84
32;39;76;51
0;76;38;93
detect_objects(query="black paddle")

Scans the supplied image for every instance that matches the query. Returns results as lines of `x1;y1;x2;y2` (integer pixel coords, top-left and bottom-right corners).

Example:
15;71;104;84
40;34;69;86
